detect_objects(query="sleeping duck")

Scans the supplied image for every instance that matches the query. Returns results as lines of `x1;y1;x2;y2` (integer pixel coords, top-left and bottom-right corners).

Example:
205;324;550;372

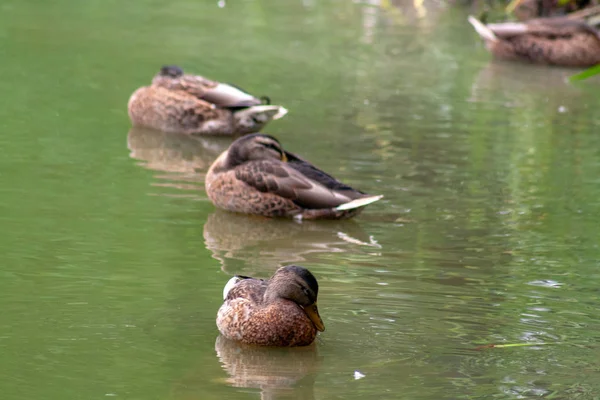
217;265;325;347
468;16;600;67
128;65;287;135
205;133;383;220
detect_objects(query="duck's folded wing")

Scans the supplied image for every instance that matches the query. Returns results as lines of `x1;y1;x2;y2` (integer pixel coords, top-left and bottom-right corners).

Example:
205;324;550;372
199;82;263;108
235;160;357;209
178;77;263;108
152;74;215;95
225;278;267;303
285;151;360;192
486;18;599;38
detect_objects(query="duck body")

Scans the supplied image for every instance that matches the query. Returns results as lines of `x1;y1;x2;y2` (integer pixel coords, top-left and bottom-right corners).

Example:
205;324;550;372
205;134;383;220
216;265;325;347
128;66;287;135
511;0;593;21
468;16;600;67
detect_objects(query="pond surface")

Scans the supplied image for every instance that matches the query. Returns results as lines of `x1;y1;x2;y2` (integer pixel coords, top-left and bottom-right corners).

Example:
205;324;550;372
2;0;600;399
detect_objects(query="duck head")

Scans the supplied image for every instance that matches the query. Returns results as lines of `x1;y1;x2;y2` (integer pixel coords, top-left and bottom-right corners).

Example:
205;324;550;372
264;265;325;332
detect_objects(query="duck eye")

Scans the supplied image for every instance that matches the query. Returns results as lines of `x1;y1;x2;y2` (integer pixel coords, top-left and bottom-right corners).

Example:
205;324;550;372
302;287;310;297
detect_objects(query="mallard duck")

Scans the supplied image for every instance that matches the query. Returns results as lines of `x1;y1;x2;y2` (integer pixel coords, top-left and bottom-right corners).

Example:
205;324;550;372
205;134;383;220
468;16;600;67
216;265;325;347
127;65;287;135
508;0;593;21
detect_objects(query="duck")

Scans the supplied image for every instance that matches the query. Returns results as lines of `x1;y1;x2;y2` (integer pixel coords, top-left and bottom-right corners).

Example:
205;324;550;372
216;265;325;347
205;133;383;220
468;15;600;67
508;0;594;21
127;65;287;135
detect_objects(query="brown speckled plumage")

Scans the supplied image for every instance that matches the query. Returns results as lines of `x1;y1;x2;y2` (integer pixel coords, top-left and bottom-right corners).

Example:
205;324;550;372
127;65;287;135
216;265;325;347
205;134;383;220
469;16;600;67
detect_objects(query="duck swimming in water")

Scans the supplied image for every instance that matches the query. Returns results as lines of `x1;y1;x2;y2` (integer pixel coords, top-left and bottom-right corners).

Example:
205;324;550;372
128;65;287;135
216;265;325;347
468;16;600;67
205;133;383;220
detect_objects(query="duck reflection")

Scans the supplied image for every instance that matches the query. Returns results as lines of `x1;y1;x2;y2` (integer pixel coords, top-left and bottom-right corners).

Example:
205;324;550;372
204;210;381;275
215;335;320;400
468;62;582;106
127;126;232;175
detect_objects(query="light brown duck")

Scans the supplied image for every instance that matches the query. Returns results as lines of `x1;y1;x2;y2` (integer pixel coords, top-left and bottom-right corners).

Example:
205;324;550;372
128;65;287;135
216;265;325;347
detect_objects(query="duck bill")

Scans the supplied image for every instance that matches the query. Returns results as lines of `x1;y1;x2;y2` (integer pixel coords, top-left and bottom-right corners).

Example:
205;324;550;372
304;303;325;332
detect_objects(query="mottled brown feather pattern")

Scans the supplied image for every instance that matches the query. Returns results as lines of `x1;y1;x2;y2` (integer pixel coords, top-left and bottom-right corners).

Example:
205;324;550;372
128;86;233;135
127;67;286;135
217;298;317;346
234;160;316;200
152;73;220;100
225;278;267;304
216;267;322;347
205;134;381;219
207;167;301;217
483;18;600;67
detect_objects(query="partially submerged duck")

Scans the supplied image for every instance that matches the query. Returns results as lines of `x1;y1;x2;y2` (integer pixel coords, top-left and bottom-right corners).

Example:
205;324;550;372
468;16;600;67
128;66;287;135
216;265;325;347
205;133;383;220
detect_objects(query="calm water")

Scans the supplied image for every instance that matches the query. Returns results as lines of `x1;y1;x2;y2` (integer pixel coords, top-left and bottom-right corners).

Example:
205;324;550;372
2;1;600;399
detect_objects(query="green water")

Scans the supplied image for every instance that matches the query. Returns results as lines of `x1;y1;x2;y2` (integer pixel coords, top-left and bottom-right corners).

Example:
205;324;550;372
2;0;600;399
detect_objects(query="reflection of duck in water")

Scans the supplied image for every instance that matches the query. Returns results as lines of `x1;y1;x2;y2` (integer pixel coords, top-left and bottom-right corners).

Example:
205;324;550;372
128;65;287;135
203;210;381;275
467;61;582;107
206;134;383;220
215;335;320;400
217;265;325;346
468;16;600;67
127;126;231;174
466;50;592;123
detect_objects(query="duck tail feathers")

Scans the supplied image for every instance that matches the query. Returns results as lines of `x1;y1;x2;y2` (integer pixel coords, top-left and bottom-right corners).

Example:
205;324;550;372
336;195;383;211
468;15;498;42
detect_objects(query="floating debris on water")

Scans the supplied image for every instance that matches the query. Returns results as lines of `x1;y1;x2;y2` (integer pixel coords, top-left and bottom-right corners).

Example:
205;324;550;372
354;370;366;380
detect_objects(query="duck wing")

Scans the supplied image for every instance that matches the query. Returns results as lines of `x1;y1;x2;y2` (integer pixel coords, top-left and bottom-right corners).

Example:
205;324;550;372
235;159;361;209
225;276;268;304
285;151;363;192
153;73;262;108
485;17;600;39
199;82;263;109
